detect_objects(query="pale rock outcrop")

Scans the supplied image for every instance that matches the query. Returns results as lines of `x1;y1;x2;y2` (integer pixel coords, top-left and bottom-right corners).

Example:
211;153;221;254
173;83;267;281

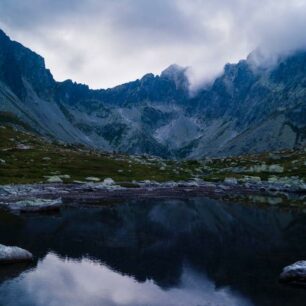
0;244;33;264
85;177;101;182
9;198;62;213
46;176;63;183
280;261;306;285
224;177;238;185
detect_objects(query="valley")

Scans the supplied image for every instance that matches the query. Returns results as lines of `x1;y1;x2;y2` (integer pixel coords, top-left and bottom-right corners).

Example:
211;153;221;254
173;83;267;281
1;1;306;305
0;29;305;159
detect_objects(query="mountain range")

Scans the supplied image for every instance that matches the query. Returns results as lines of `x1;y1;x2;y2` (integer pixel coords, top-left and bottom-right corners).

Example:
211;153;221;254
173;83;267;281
0;29;305;158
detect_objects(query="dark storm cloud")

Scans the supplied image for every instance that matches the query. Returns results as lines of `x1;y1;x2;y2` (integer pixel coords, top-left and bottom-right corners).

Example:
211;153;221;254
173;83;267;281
0;0;305;89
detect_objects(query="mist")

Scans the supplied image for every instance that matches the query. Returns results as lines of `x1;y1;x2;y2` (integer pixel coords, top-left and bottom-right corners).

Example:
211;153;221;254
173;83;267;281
0;0;306;90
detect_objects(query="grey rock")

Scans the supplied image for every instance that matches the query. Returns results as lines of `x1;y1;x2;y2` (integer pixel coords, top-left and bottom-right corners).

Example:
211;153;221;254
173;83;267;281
280;261;306;285
0;244;33;264
0;29;306;159
8;198;62;213
45;176;63;183
224;177;238;185
85;177;101;182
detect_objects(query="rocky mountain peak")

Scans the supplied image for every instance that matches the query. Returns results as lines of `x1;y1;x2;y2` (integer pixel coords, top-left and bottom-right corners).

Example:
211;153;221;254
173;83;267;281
161;64;189;91
0;28;55;100
140;73;155;83
0;28;305;158
0;28;9;40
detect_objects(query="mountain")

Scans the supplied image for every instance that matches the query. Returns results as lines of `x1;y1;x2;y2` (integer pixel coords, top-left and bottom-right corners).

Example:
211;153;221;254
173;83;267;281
0;29;305;158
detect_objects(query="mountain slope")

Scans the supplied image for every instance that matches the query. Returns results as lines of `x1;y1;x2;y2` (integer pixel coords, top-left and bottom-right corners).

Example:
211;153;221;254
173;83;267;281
0;29;305;158
184;51;306;157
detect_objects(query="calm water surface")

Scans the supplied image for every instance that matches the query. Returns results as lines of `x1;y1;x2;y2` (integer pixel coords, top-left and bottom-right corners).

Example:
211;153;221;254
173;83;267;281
0;197;306;306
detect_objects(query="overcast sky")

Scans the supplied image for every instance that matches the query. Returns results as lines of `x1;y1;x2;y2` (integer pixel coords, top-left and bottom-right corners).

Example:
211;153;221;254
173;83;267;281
0;0;306;90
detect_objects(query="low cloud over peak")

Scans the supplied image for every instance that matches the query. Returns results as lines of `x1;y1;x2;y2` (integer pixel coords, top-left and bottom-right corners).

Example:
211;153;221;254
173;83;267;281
0;0;306;90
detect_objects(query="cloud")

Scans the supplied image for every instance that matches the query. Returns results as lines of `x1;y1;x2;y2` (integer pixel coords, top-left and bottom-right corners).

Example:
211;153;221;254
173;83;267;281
0;0;305;90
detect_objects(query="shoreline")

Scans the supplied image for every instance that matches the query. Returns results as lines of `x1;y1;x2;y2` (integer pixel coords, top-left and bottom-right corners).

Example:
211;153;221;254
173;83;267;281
0;180;305;209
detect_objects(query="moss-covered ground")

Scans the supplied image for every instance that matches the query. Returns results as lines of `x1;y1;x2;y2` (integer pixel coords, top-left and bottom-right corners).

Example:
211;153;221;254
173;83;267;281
0;125;196;184
0;122;306;185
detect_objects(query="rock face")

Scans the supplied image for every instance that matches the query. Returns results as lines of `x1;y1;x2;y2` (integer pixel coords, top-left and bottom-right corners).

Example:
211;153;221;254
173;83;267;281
0;244;33;264
279;261;306;286
0;29;305;158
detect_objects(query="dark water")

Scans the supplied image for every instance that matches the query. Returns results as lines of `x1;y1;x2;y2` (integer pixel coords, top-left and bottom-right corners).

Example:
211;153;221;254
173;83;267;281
0;197;306;306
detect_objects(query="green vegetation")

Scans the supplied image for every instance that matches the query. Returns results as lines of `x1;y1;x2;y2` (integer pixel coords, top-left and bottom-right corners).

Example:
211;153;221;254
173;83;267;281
0;125;195;185
0;120;306;186
200;150;306;182
0;112;34;132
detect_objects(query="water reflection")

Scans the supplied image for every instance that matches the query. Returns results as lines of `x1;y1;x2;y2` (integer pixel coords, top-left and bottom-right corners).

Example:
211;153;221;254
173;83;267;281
0;197;306;306
0;253;252;306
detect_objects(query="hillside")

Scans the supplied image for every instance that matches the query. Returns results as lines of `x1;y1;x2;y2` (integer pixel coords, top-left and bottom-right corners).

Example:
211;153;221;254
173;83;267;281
0;29;305;158
0;121;189;185
0;115;306;200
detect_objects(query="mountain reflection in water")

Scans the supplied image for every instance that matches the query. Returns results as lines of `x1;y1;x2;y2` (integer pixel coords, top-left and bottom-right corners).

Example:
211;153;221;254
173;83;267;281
0;197;306;306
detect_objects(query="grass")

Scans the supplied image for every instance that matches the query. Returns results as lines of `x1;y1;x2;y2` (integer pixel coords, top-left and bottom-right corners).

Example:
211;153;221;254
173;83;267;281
0;125;198;185
0;121;306;186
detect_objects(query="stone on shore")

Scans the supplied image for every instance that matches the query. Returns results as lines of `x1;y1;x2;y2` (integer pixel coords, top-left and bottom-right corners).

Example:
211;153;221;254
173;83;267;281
248;164;284;174
241;176;262;184
279;261;306;285
224;177;238;185
9;198;62;213
0;244;33;264
103;178;115;185
85;177;101;182
46;176;63;183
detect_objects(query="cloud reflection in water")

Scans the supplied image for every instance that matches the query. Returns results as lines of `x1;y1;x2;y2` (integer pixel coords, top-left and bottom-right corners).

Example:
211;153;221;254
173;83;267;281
0;253;252;306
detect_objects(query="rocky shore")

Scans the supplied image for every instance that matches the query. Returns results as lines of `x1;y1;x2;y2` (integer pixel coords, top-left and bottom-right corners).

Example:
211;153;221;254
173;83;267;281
1;179;306;284
0;178;305;211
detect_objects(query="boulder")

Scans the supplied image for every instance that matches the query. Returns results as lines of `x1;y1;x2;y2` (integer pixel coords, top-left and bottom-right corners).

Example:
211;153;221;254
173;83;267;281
103;178;115;185
16;144;32;150
85;177;101;182
9;198;62;213
279;261;306;286
249;164;268;173
224;177;238;185
46;176;63;183
268;164;284;173
0;244;33;264
241;176;262;183
248;164;284;173
58;174;70;179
